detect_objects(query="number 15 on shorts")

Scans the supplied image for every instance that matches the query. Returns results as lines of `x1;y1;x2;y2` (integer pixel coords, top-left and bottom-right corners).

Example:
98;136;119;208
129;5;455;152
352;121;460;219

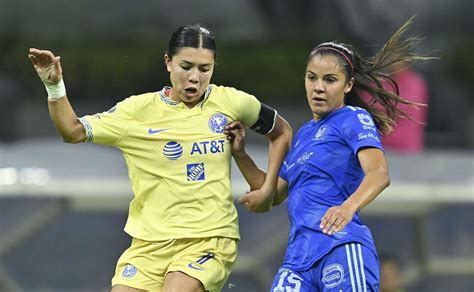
272;268;302;292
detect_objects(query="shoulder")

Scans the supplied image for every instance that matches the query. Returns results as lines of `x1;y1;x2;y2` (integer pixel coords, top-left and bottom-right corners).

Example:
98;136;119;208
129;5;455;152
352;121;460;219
294;119;314;137
331;106;377;132
118;92;157;109
113;92;158;119
337;106;372;121
301;119;315;129
209;84;252;98
208;84;260;112
126;92;156;104
342;105;369;114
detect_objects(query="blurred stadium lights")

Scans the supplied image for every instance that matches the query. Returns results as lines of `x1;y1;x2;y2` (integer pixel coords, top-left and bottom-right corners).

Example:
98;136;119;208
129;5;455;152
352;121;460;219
0;167;49;186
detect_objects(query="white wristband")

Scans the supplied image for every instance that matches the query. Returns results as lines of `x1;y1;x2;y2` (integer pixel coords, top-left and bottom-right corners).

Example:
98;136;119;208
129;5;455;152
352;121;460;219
44;79;66;101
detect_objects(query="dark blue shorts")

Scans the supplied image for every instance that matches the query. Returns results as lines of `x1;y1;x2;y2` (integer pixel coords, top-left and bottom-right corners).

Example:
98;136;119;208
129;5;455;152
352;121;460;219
270;242;380;291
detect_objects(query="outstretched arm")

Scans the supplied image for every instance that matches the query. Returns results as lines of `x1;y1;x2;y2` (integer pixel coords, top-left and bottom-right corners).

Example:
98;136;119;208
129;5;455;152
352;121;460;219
320;148;390;235
225;117;291;212
28;48;85;143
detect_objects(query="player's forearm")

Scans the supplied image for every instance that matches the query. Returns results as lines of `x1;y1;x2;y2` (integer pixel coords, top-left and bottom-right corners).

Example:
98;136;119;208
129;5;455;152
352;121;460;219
233;151;267;191
48;96;86;143
343;167;390;212
262;116;292;191
273;179;289;206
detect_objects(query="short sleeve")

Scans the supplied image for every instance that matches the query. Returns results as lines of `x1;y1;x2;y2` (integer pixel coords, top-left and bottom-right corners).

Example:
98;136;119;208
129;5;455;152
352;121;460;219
277;125;304;182
342;108;384;154
229;88;261;128
78;96;135;146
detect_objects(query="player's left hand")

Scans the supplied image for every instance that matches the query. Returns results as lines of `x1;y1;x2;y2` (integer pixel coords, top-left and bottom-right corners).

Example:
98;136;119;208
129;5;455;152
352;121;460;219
319;202;357;235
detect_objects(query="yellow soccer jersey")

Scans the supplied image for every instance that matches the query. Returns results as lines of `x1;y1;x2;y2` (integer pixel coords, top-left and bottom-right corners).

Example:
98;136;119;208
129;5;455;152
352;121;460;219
79;85;262;241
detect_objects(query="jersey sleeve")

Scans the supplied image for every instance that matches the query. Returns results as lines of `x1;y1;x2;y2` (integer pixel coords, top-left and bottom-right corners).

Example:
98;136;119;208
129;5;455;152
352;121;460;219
223;86;278;134
226;87;261;128
342;108;384;154
78;96;135;146
278;159;289;182
278;125;303;182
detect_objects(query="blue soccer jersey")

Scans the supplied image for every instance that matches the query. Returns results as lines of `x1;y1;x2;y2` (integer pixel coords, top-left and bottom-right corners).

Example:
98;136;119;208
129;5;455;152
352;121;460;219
278;106;384;271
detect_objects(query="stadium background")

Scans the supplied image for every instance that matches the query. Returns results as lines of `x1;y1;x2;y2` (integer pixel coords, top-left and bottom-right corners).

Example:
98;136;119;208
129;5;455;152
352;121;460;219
0;0;472;291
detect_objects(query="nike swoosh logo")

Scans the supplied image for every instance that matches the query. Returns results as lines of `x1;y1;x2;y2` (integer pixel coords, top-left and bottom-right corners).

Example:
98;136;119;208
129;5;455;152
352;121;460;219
187;263;204;271
148;128;168;134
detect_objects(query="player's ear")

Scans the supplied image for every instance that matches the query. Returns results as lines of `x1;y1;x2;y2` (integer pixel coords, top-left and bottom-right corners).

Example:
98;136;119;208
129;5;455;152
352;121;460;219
164;54;172;73
344;77;354;94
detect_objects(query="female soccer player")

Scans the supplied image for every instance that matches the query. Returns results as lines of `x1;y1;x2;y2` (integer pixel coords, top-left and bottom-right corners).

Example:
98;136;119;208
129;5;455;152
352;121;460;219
225;18;431;291
28;24;292;292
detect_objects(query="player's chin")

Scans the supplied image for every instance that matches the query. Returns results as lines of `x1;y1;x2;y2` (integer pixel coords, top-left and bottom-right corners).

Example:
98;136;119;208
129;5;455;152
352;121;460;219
310;106;323;116
311;106;324;115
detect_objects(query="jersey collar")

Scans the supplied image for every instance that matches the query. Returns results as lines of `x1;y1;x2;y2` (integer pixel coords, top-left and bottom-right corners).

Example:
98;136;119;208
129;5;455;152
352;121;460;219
158;85;213;108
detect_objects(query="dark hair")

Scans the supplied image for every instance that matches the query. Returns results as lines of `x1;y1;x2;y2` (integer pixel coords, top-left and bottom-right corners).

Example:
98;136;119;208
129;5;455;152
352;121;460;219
166;24;217;60
308;16;434;135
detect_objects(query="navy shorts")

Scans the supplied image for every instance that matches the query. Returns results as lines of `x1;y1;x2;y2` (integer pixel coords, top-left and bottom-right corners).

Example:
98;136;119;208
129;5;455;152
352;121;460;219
270;242;380;292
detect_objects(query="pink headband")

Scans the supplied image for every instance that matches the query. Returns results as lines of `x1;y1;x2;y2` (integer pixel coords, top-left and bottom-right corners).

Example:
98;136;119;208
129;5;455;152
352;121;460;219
312;46;354;73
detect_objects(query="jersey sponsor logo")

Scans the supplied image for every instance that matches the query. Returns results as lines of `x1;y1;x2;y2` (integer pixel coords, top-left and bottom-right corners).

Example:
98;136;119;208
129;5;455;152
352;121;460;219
322;263;344;288
296;152;313;165
357;113;375;126
122;264;137;279
187;163;205;181
362;124;377;131
190;139;225;155
148;128;168;134
208;113;228;133
357;132;380;142
163;141;183;160
313;125;328;141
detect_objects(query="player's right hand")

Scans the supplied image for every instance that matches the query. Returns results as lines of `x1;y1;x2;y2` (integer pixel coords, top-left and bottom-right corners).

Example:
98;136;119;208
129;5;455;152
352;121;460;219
238;187;275;213
28;48;63;84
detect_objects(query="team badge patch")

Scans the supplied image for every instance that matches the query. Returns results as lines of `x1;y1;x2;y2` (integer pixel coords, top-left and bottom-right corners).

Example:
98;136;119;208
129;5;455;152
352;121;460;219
208;113;228;134
187;163;205;181
163;141;183;160
313;125;328;141
322;263;344;288
122;264;137;279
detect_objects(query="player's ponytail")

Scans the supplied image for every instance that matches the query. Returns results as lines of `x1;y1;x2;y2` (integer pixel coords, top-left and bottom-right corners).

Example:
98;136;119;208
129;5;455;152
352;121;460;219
310;16;434;135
